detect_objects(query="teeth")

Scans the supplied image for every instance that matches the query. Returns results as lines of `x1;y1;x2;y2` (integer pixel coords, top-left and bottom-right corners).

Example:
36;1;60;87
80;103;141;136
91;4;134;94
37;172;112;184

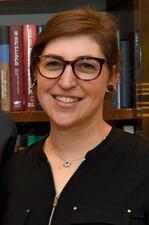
55;96;79;103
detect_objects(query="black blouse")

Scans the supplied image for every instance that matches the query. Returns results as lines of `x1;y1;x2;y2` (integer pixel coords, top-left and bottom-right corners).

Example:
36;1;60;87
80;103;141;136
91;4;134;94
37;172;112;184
1;127;149;225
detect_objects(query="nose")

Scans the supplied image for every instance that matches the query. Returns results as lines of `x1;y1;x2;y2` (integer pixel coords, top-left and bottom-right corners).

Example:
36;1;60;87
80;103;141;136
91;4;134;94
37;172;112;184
58;64;77;89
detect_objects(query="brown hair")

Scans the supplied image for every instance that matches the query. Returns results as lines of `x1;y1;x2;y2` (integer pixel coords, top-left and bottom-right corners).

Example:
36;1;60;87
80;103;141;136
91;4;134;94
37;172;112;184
30;7;120;77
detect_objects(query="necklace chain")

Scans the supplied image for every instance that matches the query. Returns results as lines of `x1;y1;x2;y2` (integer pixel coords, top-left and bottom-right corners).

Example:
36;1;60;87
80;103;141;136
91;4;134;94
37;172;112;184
47;136;86;168
48;133;107;168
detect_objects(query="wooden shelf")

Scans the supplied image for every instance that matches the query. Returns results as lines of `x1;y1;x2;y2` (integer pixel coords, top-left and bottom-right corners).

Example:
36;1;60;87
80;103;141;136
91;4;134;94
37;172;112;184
7;108;137;123
8;110;49;123
104;108;137;121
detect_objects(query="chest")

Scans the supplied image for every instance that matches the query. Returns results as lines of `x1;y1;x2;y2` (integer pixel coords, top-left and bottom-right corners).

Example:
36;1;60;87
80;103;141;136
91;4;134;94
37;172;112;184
1;154;148;225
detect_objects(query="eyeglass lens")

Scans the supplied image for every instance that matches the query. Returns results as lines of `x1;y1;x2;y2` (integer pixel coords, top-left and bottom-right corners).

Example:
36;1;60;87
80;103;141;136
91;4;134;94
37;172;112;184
38;56;105;80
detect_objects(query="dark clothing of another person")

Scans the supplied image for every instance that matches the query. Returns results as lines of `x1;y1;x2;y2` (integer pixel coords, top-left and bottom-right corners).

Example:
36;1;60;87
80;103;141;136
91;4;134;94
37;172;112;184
0;110;17;165
0;127;149;225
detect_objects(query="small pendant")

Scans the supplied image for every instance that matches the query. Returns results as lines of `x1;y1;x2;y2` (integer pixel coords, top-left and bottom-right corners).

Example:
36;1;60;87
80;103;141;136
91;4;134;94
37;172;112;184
63;160;72;168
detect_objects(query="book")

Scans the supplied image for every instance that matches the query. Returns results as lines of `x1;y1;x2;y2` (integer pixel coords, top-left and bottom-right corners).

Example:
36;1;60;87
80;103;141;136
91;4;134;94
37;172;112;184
9;25;25;111
112;73;121;108
119;40;132;108
0;25;10;111
134;31;142;113
112;30;121;109
36;25;45;35
123;125;135;134
16;134;28;151
16;134;45;151
35;25;44;111
27;135;37;146
23;24;36;111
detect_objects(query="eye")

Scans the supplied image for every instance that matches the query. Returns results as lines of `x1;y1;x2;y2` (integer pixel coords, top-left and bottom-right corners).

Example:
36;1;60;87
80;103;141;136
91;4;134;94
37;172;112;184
81;63;95;69
41;57;63;71
76;61;98;73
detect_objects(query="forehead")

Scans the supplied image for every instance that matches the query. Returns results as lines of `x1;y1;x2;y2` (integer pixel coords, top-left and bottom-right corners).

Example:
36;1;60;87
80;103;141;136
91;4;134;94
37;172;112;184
42;35;104;59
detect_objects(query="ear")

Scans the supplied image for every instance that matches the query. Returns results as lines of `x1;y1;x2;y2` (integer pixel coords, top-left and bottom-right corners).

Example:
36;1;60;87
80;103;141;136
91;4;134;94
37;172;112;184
31;70;38;88
32;69;38;82
32;79;37;88
107;65;118;88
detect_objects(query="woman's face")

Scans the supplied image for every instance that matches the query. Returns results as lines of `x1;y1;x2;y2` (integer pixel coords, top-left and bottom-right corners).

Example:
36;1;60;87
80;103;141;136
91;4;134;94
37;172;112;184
36;35;116;130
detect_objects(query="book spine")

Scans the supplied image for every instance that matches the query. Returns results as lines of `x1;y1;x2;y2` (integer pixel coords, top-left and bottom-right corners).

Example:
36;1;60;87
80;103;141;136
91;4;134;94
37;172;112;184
112;30;121;109
0;26;10;111
134;31;142;113
36;25;44;35
9;25;25;111
122;125;135;134
23;24;36;111
112;74;121;108
35;25;44;111
120;40;132;108
16;134;28;151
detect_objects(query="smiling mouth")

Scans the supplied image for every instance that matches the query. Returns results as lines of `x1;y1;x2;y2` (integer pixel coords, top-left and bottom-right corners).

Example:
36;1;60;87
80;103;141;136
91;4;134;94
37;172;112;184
53;95;81;103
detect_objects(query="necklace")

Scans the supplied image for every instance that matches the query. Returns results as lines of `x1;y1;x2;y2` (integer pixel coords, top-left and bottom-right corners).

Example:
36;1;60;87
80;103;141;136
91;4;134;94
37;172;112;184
47;137;86;168
47;130;109;168
52;149;85;168
58;155;85;168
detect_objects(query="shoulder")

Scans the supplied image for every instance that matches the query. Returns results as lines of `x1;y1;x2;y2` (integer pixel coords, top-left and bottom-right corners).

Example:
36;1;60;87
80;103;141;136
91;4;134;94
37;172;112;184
0;110;17;133
1;138;45;173
0;110;17;164
112;127;149;163
120;128;149;152
0;139;45;189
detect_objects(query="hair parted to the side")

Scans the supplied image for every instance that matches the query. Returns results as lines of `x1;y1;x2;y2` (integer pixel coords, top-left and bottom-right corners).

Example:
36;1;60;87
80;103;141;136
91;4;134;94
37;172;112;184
30;7;120;78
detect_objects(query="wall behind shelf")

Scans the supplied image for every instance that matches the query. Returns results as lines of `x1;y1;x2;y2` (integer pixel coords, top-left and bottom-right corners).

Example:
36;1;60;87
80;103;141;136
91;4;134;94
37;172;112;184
0;0;106;25
0;13;53;25
0;0;106;14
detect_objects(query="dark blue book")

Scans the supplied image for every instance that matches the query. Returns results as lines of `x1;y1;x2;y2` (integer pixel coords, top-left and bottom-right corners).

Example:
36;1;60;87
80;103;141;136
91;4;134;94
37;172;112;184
134;31;141;113
120;40;132;108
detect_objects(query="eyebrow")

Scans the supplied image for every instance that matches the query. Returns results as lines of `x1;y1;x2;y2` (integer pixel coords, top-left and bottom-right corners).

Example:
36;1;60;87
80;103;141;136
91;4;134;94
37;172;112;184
41;54;101;61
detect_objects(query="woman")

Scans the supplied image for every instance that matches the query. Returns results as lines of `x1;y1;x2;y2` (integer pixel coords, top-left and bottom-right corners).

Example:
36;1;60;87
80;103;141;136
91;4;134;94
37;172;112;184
1;7;149;225
0;110;17;165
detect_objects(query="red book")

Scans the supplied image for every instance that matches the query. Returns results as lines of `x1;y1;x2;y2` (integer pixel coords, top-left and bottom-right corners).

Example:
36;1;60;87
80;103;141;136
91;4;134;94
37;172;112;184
9;25;25;111
23;24;36;111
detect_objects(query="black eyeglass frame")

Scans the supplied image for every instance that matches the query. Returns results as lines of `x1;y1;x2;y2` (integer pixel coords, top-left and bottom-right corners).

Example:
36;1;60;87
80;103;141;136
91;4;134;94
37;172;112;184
37;55;108;81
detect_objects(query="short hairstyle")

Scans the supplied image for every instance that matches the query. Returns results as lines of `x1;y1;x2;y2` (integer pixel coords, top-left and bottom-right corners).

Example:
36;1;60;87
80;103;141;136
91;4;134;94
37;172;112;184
30;7;120;77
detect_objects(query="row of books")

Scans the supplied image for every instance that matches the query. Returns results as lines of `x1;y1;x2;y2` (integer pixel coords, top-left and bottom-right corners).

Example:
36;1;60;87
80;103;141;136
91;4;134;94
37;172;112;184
0;24;44;112
16;134;45;151
15;124;136;152
0;24;133;111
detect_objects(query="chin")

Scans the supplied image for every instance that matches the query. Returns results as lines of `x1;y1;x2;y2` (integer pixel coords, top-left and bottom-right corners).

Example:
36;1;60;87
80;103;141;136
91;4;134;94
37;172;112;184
53;123;76;131
47;110;80;129
50;117;79;130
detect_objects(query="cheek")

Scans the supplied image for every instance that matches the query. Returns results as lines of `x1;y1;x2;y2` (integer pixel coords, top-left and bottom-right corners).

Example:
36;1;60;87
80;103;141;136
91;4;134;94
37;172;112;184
36;79;51;111
36;75;55;93
84;78;107;98
93;70;110;96
36;77;51;105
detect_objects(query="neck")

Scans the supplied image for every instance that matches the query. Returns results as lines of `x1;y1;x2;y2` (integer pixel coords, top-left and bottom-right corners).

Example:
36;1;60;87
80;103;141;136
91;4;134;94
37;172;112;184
46;119;111;159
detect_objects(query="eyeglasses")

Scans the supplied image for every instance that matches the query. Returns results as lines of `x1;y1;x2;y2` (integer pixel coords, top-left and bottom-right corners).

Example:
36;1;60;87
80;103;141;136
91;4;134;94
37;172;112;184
37;55;107;81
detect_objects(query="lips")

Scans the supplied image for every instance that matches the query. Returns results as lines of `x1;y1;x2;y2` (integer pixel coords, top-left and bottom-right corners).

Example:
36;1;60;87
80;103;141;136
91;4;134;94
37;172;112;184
54;95;80;103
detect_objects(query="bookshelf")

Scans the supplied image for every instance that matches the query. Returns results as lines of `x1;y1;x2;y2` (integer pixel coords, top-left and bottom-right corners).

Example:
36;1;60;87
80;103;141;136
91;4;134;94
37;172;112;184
8;108;137;123
0;0;148;138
